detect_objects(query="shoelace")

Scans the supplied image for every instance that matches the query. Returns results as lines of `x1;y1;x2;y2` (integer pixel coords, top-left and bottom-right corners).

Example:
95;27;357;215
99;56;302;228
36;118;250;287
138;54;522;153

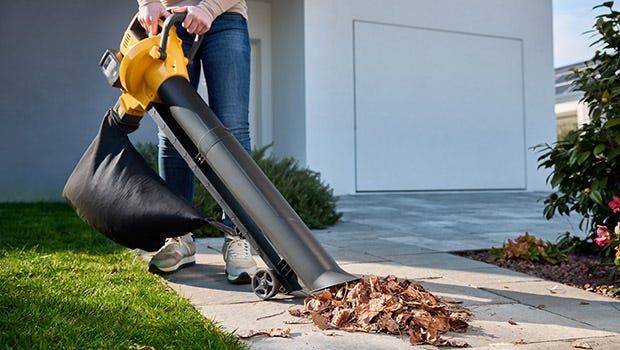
227;240;251;260
160;237;186;253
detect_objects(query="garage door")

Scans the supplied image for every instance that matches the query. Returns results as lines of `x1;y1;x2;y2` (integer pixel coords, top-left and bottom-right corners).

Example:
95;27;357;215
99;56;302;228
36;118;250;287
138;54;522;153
354;21;526;191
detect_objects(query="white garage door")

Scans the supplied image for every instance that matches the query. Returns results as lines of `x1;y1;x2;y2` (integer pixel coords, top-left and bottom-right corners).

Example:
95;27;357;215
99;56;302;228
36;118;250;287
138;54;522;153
354;21;526;191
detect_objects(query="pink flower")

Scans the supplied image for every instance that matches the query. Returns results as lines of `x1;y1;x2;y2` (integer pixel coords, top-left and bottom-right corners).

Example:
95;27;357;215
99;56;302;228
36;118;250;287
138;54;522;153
608;196;620;213
595;236;612;247
595;225;612;247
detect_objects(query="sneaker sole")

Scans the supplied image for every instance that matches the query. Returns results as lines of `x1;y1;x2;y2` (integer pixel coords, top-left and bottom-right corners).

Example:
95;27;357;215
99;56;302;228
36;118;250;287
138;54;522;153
149;256;196;275
226;271;252;284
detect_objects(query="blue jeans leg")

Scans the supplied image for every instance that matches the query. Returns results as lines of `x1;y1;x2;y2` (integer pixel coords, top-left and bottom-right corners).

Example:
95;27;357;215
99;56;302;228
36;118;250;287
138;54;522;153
159;14;251;228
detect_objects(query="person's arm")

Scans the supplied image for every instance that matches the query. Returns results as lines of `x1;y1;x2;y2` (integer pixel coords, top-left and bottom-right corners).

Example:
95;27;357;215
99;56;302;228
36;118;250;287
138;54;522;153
136;1;171;35
172;0;242;35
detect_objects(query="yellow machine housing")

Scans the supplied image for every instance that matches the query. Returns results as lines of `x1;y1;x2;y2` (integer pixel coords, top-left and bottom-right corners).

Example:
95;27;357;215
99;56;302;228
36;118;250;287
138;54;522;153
100;15;190;123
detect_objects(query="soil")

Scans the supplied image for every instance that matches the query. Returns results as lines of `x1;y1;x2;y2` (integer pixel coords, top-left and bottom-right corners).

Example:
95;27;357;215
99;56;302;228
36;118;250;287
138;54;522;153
453;250;620;300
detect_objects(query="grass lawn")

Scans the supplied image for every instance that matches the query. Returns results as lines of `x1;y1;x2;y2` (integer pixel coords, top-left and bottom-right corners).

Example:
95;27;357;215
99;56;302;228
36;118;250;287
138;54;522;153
0;202;246;350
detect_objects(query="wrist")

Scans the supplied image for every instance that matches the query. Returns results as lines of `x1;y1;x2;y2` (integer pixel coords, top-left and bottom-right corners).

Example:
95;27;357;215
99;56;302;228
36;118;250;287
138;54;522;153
138;0;162;7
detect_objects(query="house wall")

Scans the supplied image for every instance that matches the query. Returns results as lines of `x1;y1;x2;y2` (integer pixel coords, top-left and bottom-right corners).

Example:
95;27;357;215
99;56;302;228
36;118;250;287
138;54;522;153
0;1;274;202
247;0;274;150
301;0;555;194
270;0;306;163
0;1;157;201
0;0;555;201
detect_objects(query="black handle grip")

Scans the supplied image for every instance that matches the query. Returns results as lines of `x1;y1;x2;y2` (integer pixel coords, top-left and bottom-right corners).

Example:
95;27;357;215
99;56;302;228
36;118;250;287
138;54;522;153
159;13;204;64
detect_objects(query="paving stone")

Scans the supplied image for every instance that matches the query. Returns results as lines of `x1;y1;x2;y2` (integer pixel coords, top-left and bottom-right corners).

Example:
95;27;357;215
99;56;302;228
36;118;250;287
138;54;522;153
339;261;444;281
435;266;543;287
416;278;515;307
385;251;497;270
479;280;620;333
462;303;617;348
151;192;619;350
321;237;435;256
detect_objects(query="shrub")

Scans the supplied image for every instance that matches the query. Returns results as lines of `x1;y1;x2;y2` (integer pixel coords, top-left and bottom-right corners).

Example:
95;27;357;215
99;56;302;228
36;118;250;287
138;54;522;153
135;142;158;171
534;2;620;238
488;232;566;264
137;142;343;237
194;145;342;236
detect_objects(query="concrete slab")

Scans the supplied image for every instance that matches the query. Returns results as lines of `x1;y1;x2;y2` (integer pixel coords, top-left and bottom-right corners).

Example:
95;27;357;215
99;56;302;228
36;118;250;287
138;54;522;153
385;251;499;270
463;303;617;348
416;278;516;308
479;280;620;333
336;261;445;280
150;192;619;349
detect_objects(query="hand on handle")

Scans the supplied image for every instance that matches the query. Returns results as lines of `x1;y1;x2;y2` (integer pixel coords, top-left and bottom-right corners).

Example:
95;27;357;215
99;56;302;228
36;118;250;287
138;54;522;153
138;2;170;35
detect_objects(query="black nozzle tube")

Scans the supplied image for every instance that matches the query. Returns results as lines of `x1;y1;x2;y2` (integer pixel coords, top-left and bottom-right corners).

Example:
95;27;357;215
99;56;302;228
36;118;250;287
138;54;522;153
157;76;357;292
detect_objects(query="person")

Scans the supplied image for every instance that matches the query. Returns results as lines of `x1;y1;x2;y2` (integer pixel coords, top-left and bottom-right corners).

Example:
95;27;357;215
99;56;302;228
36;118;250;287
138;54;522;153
135;0;257;284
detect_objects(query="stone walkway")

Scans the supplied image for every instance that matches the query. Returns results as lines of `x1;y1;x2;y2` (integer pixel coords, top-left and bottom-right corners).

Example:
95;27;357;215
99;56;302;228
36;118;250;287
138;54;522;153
145;192;620;349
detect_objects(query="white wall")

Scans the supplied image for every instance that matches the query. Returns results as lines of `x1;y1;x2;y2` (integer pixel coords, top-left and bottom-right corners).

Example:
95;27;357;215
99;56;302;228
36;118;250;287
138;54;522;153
271;0;306;163
247;0;274;150
0;0;556;200
302;0;555;194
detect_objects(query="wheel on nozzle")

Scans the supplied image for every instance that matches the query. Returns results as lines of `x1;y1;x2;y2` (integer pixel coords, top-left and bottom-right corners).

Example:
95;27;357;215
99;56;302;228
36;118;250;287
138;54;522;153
251;269;281;299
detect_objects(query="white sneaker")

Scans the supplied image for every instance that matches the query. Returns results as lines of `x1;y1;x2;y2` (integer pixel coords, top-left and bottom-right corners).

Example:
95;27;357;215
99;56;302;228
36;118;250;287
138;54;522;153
223;237;257;284
149;234;196;274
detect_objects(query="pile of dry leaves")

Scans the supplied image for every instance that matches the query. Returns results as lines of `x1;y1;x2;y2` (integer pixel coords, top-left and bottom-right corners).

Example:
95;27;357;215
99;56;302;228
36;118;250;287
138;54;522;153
288;275;471;347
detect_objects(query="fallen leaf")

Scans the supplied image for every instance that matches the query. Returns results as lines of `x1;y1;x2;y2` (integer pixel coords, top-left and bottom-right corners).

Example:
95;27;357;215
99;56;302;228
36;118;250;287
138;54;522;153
536;304;545;309
571;341;592;349
129;345;154;350
290;275;471;347
311;312;331;330
513;338;526;344
508;319;518;325
238;327;291;339
438;338;469;347
579;301;590;305
330;308;352;328
288;308;303;317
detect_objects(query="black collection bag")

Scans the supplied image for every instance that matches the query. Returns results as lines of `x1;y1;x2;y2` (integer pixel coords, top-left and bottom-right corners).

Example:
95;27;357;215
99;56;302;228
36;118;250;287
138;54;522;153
63;109;209;251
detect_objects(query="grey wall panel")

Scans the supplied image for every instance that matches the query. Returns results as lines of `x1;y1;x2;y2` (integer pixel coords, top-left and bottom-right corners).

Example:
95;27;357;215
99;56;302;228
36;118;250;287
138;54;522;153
0;1;158;201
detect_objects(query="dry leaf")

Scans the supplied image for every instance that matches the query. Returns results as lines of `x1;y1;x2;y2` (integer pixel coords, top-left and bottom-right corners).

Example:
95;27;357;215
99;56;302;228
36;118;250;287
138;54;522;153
288;308;303;317
311;312;331;330
536;304;545;309
330;308;352;328
508;319;518;325
579;301;590;305
438;338;469;347
290;275;471;347
513;338;526;344
129;345;154;350
238;327;291;339
571;341;592;349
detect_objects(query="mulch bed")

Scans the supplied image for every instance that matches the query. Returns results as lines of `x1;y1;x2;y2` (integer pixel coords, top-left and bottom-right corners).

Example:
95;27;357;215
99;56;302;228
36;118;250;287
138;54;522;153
454;250;620;299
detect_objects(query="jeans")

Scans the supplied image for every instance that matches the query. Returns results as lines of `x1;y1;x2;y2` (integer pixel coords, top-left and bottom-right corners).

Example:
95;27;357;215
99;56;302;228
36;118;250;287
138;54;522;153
158;13;251;227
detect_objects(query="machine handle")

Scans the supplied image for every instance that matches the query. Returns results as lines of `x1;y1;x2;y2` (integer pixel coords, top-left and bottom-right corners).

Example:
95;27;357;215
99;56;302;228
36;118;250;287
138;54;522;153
159;13;204;65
